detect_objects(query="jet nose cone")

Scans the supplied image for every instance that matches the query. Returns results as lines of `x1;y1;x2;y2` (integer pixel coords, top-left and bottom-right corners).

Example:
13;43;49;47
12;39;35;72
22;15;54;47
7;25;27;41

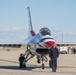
44;41;55;48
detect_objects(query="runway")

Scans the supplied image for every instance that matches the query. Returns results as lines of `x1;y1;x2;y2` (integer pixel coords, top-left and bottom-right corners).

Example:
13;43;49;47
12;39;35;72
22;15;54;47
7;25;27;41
0;49;76;75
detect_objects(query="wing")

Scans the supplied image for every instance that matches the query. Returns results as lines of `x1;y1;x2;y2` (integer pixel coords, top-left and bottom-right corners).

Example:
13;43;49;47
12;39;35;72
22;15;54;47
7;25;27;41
23;34;42;44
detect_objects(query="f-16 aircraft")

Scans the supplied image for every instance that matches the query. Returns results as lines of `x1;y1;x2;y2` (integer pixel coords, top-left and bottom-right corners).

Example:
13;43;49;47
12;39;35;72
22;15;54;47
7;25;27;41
23;7;56;69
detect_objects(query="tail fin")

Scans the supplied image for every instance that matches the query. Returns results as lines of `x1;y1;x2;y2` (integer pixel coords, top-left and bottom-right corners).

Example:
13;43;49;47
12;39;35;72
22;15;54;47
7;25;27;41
27;7;36;36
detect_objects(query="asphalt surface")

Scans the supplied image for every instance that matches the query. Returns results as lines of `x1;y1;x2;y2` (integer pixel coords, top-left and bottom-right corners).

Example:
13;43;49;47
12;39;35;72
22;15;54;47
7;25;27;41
0;49;76;75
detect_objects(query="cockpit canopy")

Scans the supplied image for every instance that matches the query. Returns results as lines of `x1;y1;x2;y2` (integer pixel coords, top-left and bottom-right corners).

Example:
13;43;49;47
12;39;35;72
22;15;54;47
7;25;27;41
39;28;51;36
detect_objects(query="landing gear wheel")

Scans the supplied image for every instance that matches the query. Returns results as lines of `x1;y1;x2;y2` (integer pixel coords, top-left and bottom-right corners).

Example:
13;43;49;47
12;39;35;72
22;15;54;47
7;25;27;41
49;60;52;68
23;64;26;68
23;60;27;68
37;59;40;63
42;63;45;69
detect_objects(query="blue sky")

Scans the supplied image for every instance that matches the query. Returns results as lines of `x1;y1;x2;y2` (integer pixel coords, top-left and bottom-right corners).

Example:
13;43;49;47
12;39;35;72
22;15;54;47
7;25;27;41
0;0;76;44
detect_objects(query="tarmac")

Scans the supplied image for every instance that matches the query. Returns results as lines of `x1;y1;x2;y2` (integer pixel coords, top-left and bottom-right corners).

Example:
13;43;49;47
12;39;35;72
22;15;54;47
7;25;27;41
0;48;76;75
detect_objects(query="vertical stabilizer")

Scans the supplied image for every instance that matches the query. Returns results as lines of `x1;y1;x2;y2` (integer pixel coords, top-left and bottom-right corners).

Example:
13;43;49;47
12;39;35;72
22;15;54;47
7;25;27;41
27;7;35;36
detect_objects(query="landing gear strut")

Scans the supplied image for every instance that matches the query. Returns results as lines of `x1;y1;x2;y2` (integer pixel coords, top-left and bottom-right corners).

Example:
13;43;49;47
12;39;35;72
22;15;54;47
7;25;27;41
24;50;35;68
41;57;45;69
49;60;52;68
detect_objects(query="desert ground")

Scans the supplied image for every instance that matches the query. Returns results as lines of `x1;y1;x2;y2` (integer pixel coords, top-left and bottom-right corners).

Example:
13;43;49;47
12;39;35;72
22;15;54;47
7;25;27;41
0;47;76;75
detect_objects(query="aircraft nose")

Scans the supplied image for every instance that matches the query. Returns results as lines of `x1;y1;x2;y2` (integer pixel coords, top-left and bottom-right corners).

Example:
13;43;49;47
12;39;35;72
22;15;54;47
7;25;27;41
44;41;55;48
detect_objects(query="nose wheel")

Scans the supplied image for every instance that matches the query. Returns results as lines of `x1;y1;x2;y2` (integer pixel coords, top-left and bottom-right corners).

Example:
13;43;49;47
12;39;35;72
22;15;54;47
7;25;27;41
42;63;45;69
41;57;45;69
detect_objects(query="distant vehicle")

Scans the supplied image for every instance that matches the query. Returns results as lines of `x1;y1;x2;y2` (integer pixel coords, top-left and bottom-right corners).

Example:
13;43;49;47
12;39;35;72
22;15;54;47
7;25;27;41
59;47;68;54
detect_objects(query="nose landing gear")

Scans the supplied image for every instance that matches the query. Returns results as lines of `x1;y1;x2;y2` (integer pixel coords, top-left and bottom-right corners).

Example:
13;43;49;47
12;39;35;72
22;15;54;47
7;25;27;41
42;63;45;69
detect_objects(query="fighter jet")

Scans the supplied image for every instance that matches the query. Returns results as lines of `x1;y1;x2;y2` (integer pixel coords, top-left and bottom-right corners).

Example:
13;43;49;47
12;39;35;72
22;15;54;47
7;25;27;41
23;7;56;69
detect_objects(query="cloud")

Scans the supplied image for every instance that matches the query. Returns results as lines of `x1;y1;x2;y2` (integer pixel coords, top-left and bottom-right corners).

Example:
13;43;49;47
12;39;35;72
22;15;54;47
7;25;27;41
0;27;26;32
0;27;29;44
52;31;76;36
0;27;28;36
52;31;76;43
0;28;76;44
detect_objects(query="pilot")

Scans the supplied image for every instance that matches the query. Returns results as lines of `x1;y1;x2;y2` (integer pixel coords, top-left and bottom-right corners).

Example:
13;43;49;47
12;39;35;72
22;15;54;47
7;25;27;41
49;44;59;72
19;53;26;68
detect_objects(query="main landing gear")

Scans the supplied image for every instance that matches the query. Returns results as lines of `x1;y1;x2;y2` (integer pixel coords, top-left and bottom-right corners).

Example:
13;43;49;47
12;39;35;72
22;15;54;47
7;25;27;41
23;50;35;68
41;57;46;69
49;60;52;68
37;56;48;69
21;49;49;69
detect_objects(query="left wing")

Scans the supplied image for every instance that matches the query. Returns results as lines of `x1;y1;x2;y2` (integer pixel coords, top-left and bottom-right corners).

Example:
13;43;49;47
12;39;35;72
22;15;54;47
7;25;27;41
24;34;42;44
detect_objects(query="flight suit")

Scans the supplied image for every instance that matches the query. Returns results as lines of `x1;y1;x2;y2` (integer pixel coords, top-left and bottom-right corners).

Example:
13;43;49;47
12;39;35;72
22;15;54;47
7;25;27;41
49;47;59;72
19;54;26;68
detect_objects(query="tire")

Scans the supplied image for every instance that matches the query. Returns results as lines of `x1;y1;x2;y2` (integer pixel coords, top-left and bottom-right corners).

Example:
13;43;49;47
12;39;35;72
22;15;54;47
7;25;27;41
23;64;26;68
37;59;40;63
42;63;45;69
